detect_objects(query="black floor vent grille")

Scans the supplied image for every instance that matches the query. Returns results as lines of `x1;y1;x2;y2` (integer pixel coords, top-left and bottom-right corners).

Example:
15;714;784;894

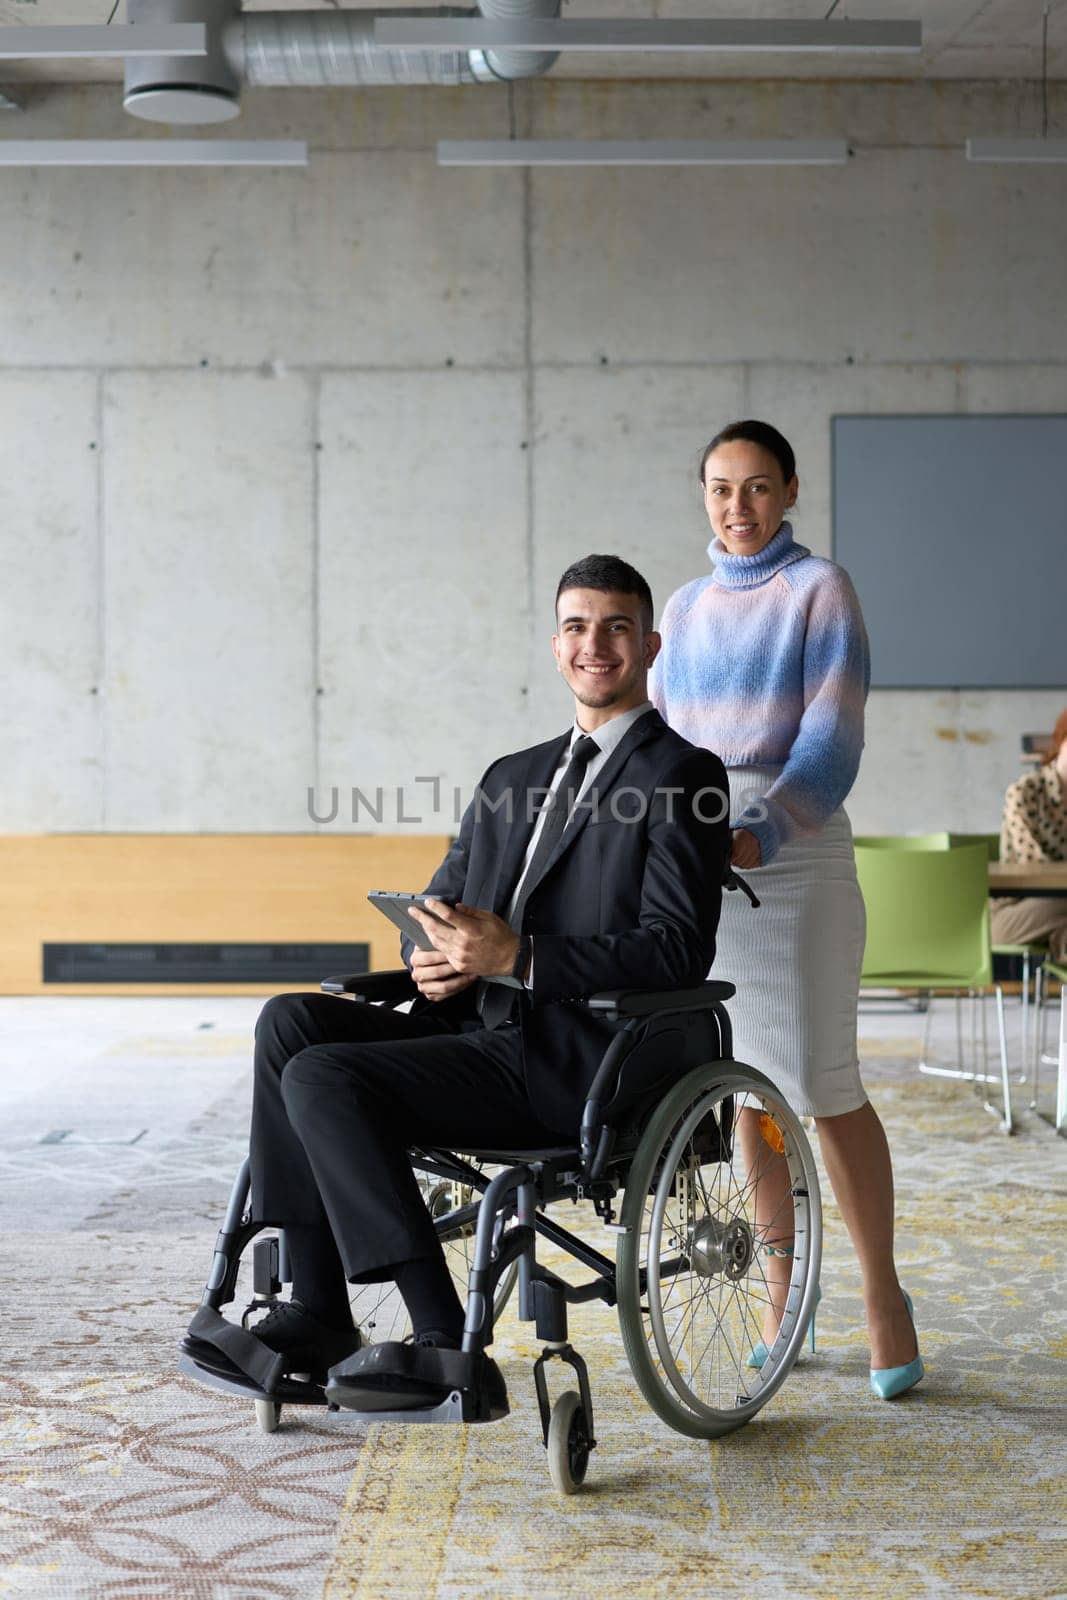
42;943;370;985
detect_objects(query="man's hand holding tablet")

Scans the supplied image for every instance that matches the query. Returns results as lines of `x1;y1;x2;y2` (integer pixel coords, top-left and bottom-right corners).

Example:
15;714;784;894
368;892;474;1002
408;898;522;986
369;891;523;1001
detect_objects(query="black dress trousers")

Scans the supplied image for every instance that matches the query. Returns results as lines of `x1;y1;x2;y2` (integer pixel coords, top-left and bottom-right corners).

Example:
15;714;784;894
249;991;566;1283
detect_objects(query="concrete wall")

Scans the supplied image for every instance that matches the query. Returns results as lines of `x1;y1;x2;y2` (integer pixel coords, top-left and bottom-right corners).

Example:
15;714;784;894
3;79;1065;836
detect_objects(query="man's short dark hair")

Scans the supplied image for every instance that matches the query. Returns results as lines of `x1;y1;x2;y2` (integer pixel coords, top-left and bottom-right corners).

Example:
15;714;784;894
555;554;655;632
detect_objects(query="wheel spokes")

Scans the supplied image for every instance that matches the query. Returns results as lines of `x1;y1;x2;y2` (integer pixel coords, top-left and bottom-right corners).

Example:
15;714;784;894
635;1084;812;1418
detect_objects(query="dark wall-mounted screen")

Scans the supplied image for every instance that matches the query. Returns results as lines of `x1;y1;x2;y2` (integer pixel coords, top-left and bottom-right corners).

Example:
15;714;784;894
43;943;370;984
832;414;1067;689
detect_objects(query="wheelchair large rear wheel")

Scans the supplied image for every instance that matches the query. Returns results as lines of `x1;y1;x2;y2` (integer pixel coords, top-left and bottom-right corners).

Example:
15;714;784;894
343;1163;517;1345
616;1061;821;1439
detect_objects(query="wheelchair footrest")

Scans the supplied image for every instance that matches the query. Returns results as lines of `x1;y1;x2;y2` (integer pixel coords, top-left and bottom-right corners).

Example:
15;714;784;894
183;1304;287;1394
327;1388;489;1426
178;1348;328;1407
325;1342;508;1424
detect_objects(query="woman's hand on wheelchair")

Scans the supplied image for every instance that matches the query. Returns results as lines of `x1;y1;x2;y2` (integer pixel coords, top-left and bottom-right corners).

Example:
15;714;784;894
730;828;762;870
409;899;520;982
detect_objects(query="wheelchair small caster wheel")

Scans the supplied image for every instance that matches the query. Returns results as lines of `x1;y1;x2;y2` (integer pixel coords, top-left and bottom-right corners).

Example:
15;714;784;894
547;1390;590;1495
255;1399;282;1434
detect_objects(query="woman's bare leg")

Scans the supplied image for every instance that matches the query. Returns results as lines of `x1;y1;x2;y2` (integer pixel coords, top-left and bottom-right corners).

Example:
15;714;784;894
814;1100;917;1369
736;1105;797;1347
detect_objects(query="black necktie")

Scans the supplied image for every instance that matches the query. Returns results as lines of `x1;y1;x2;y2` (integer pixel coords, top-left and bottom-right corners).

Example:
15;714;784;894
479;732;600;1030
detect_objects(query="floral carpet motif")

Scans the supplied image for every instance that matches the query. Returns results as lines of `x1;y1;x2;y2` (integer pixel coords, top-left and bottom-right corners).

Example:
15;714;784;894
1;1023;1064;1599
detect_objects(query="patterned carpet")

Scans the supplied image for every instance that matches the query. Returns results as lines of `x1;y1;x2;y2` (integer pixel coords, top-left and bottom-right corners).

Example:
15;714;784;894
1;1016;1064;1600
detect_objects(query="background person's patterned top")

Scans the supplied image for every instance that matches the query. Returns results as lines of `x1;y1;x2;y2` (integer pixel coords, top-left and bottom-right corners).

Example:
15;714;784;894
1000;762;1067;866
649;521;870;864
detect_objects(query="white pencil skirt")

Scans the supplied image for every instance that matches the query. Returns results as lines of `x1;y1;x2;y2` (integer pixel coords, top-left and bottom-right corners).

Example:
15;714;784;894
712;767;869;1120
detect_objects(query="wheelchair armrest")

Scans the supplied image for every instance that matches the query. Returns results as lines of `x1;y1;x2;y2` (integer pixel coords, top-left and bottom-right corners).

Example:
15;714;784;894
320;968;417;1003
578;981;735;1179
583;980;735;1020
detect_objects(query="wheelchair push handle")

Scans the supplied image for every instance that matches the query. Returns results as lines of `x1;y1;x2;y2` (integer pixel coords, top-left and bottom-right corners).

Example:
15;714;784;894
724;867;760;908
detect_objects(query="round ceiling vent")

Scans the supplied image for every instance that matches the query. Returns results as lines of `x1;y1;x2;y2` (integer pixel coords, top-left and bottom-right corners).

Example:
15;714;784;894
124;0;241;126
123;84;240;125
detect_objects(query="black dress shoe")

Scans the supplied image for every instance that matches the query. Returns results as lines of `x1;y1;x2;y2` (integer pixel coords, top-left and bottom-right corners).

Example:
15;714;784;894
325;1338;508;1418
249;1300;361;1385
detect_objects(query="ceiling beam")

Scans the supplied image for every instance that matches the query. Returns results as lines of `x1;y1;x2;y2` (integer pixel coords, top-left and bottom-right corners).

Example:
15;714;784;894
0;24;206;60
966;138;1067;163
0;140;308;166
375;18;922;53
437;138;852;165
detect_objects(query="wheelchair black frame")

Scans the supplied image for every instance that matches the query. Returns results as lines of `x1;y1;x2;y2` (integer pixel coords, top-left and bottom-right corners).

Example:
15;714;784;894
186;973;740;1443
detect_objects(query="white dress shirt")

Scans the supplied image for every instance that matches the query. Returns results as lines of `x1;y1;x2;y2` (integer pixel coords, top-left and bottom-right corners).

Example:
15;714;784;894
499;701;656;988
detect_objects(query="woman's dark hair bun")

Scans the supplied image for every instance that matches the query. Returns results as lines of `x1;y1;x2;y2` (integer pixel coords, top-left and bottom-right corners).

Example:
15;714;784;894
698;420;797;487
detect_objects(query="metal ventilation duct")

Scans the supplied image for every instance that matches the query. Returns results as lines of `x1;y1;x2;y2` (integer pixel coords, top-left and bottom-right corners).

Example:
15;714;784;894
125;0;241;124
124;0;560;125
234;9;474;88
464;0;559;82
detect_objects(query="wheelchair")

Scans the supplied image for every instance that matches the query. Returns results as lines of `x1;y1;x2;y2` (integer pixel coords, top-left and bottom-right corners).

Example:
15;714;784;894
180;963;822;1494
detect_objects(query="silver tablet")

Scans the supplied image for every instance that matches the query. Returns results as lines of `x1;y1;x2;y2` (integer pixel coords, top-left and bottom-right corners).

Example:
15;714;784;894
368;891;452;952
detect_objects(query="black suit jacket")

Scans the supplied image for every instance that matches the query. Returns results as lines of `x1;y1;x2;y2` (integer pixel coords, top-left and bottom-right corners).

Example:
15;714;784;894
405;710;730;1131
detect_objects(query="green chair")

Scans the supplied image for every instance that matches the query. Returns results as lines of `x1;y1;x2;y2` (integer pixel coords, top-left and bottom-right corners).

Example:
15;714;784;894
853;837;951;1016
950;831;1049;1099
947;831;999;859
856;842;1013;1133
853;832;951;850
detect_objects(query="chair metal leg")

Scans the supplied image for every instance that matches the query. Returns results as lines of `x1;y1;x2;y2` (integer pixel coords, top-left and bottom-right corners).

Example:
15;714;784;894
1018;951;1031;1084
1029;962;1044;1111
918;990;934;1070
964;986;984;1100
919;989;969;1080
1056;989;1067;1135
1029;967;1067;1136
988;985;1013;1135
1039;969;1052;1064
920;986;1012;1133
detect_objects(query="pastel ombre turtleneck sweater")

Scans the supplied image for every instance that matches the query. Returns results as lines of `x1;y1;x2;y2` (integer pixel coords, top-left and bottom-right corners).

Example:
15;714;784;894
649;521;870;865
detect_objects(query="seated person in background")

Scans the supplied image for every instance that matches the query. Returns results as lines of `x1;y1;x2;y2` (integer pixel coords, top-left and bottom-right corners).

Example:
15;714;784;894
989;707;1067;962
232;553;729;1408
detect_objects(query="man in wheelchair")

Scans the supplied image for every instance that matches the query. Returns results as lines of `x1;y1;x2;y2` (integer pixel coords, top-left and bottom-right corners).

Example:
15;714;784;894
184;553;731;1423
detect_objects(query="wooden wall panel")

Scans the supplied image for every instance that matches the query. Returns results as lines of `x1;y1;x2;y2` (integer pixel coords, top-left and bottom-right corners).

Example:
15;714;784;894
0;835;451;994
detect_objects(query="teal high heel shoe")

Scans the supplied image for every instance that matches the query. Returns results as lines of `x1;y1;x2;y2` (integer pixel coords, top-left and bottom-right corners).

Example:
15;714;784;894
869;1290;924;1400
746;1283;821;1371
746;1340;770;1371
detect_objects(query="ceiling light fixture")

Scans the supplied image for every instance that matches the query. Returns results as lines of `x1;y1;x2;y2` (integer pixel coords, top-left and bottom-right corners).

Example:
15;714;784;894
966;138;1067;162
437;139;851;166
0;140;307;167
0;24;206;60
967;6;1063;162
376;17;921;53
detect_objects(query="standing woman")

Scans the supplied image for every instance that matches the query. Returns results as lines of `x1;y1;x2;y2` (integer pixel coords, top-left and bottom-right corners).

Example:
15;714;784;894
650;419;922;1399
